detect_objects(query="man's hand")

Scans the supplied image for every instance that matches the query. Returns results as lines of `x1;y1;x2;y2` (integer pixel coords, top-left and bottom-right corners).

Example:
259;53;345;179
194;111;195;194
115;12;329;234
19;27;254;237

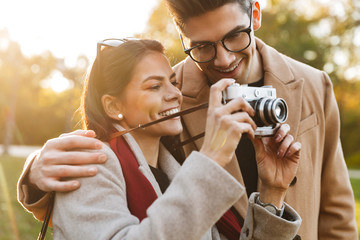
28;130;107;192
252;124;301;208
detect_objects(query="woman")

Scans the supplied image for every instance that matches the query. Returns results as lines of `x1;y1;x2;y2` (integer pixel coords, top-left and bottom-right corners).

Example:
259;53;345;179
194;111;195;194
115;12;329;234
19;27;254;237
22;38;302;239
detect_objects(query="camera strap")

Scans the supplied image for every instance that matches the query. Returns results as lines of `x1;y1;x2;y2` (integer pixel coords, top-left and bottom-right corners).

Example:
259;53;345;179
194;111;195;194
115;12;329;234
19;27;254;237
37;191;55;240
109;102;208;146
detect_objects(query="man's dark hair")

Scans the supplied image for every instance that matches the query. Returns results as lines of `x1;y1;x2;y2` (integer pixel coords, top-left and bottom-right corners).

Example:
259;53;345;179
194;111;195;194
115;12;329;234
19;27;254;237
164;0;252;33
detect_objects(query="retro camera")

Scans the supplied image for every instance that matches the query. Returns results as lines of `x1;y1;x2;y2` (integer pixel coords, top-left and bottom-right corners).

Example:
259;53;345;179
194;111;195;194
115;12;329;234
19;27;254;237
222;83;288;137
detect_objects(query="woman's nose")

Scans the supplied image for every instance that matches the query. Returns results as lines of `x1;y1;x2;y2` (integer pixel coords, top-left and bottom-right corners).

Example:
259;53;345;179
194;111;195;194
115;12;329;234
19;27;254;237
164;84;182;102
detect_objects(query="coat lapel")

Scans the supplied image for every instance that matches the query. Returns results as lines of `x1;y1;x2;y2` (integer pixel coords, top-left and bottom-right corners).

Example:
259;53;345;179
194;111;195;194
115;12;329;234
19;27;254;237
257;38;304;140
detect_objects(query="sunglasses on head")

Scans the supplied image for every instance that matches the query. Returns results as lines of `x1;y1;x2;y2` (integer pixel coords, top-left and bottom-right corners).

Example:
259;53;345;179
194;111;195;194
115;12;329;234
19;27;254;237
96;38;139;76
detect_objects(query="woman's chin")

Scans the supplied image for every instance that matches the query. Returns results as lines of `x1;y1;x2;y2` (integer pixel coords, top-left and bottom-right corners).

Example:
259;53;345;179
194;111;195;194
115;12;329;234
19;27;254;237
163;124;183;136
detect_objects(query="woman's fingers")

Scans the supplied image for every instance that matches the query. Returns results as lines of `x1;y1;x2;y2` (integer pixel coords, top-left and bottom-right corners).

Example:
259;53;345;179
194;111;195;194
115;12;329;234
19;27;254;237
222;96;255;117
208;78;235;108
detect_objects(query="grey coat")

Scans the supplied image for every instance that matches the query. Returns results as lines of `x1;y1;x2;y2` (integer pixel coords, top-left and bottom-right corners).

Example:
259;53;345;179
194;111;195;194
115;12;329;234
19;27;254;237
52;128;301;240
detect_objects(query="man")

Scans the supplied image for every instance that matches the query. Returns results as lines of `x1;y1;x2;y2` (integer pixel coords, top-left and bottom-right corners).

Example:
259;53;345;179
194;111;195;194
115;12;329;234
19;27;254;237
18;0;357;239
166;0;357;239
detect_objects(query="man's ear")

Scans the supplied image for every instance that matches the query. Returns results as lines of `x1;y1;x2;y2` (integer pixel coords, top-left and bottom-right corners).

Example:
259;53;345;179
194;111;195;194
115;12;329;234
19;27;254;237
252;1;262;31
101;94;123;121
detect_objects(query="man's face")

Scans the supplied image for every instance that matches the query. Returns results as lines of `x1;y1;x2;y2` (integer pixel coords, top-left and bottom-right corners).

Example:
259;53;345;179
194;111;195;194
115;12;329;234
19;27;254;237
181;2;256;84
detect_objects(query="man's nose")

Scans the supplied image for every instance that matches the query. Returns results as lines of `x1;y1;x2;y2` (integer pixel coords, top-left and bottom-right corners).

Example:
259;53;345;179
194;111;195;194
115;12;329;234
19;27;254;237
213;43;236;68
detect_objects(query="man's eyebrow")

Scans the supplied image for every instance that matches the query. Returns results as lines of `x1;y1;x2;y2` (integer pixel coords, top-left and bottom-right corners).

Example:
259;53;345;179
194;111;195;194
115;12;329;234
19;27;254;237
190;25;248;46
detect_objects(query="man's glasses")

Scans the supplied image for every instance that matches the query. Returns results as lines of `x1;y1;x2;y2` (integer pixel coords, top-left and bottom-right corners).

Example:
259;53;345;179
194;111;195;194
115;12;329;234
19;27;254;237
180;6;253;63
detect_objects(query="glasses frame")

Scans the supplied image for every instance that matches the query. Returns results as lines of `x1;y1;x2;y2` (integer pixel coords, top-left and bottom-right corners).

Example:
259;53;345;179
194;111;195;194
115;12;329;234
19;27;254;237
180;6;253;63
97;38;129;58
96;38;139;77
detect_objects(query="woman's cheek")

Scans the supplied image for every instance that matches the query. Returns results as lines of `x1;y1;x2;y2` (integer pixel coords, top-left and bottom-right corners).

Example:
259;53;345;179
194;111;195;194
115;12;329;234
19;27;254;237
135;94;161;117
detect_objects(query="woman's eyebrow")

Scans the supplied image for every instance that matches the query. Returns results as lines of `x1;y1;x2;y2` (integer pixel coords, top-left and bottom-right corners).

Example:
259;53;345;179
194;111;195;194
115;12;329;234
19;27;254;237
143;72;176;82
169;72;176;79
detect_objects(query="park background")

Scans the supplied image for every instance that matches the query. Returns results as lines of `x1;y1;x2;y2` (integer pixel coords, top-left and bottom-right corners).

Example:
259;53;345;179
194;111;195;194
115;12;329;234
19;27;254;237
0;0;359;239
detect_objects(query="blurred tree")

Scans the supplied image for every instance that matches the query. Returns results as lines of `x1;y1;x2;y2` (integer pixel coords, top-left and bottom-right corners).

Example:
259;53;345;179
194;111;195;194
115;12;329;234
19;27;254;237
0;29;88;147
0;30;58;151
138;1;186;65
142;0;360;166
0;33;23;154
258;0;360;166
56;55;89;132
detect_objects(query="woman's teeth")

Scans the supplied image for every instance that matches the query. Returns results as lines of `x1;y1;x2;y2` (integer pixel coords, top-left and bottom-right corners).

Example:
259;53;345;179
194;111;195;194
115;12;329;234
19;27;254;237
159;108;179;117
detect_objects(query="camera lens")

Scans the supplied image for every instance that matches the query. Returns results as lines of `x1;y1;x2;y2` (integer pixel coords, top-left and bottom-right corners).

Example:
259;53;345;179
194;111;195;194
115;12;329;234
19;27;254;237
273;98;287;122
250;97;288;126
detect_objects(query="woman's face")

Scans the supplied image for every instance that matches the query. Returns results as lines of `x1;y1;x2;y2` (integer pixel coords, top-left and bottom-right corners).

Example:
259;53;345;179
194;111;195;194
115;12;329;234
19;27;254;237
119;51;183;137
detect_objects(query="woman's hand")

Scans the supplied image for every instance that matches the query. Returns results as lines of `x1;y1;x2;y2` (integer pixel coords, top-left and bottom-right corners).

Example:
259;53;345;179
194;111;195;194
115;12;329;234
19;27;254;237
252;124;301;207
200;79;257;167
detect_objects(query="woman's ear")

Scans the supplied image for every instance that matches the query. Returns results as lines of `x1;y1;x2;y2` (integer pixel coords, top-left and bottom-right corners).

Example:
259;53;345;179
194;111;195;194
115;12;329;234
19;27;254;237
252;1;262;31
101;94;123;121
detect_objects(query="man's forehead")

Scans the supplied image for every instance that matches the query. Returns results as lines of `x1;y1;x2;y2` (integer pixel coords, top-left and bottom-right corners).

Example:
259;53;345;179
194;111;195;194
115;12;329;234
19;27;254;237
181;3;250;42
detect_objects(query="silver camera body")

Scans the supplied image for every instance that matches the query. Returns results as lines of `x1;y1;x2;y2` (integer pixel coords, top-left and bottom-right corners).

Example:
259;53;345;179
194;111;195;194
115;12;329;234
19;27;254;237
222;83;288;137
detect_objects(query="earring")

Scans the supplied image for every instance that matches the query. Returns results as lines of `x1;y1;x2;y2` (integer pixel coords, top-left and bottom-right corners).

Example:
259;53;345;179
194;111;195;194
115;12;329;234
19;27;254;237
117;113;124;120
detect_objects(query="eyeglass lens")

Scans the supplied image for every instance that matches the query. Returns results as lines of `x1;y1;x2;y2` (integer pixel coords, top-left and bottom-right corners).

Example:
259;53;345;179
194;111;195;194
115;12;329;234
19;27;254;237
189;31;250;63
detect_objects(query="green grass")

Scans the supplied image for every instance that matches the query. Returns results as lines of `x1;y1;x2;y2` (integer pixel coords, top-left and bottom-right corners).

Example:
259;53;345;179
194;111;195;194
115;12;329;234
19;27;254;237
0;155;51;240
0;155;359;239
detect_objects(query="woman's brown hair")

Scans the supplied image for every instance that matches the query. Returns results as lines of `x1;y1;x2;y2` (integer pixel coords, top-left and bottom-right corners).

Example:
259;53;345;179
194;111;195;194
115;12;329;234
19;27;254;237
80;39;165;141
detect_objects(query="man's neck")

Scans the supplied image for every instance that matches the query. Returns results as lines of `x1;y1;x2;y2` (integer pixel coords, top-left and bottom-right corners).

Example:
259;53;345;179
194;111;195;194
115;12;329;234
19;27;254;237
246;48;264;84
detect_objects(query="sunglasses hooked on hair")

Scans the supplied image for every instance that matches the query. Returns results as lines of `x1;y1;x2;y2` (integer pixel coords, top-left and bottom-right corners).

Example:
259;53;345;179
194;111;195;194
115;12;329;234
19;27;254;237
96;38;139;75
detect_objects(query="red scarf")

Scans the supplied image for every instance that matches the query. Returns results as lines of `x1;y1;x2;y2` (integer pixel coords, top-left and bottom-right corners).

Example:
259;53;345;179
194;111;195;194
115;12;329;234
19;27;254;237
109;135;241;239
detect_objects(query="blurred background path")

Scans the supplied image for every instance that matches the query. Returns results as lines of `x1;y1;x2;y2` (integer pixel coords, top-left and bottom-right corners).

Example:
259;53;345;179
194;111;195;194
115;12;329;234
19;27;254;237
1;144;359;179
0;145;41;158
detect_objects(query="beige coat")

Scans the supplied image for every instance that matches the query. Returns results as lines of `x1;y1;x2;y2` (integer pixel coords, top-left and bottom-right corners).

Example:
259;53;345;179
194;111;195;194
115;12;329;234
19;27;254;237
173;38;358;240
18;127;301;240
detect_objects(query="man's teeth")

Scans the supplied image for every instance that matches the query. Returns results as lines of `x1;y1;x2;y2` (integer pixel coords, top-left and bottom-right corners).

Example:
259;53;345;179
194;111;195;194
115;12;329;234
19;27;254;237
219;63;238;73
159;108;179;117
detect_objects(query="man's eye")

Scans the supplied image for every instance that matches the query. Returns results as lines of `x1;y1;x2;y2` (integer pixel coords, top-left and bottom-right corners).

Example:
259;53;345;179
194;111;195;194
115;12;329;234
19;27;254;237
195;44;212;53
172;80;179;86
